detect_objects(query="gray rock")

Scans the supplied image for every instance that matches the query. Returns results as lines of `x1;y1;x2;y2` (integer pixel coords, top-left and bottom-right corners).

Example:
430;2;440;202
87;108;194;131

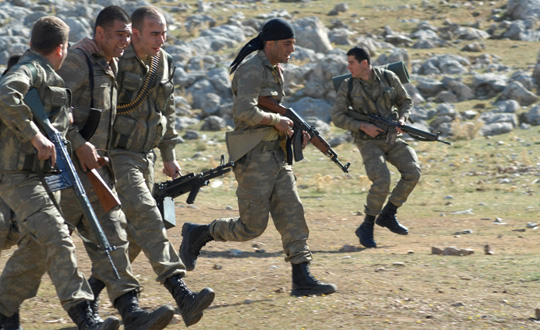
200;115;227;131
499;81;538;106
293;17;333;54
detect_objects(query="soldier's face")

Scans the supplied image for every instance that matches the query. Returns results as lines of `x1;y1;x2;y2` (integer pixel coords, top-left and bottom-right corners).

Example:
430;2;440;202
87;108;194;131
133;15;167;57
348;56;369;80
266;38;295;65
97;20;132;60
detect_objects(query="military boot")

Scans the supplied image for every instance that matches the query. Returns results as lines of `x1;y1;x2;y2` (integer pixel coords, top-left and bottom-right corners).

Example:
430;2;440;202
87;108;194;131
88;276;107;322
375;202;408;235
164;274;215;327
67;301;120;330
1;308;21;330
0;313;6;327
179;223;214;271
355;215;377;248
291;262;337;297
114;290;174;330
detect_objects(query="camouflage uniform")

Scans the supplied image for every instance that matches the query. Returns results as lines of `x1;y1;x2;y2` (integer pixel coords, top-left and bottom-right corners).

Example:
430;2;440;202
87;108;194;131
57;49;140;302
210;50;312;264
0;50;94;316
110;44;184;283
331;67;421;216
0;198;17;253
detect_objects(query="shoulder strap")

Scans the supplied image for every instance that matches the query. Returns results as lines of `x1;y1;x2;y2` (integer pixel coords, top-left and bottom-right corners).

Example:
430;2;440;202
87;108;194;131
347;77;353;106
22;63;38;86
79;50;95;108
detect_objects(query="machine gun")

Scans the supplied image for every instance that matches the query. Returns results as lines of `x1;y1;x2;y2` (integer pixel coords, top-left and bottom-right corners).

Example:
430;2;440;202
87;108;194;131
154;156;234;229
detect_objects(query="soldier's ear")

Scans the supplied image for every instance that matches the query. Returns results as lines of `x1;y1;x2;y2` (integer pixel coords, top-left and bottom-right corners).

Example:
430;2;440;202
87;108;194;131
95;26;104;39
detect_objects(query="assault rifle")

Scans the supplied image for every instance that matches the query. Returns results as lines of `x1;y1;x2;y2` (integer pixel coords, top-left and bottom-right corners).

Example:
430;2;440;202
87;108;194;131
24;89;120;279
258;96;351;173
154;156;234;229
353;113;451;145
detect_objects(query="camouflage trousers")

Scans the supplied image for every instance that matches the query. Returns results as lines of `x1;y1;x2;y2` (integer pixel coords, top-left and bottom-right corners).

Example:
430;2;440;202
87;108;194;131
61;161;139;303
210;145;312;264
0;197;18;254
111;149;185;283
355;138;421;216
0;173;93;316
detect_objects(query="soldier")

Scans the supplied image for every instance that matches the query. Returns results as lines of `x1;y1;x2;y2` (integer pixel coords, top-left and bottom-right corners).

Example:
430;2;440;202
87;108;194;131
331;46;421;248
179;18;337;297
0;16;120;330
73;6;215;327
58;6;174;329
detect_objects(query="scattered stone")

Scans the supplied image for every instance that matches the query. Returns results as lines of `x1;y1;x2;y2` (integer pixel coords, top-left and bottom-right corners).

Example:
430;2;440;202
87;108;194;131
339;244;360;252
275;287;286;293
392;262;406;267
535;308;540;320
213;264;222;270
432;246;443;255
229;249;243;256
433;246;475;256
407;250;414;254
526;222;538;228
375;267;386;272
484;244;494;255
452;302;466;307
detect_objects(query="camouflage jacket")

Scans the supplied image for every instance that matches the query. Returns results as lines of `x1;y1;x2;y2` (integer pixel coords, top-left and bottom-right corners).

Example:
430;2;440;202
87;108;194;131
0;50;70;173
57;49;118;155
113;44;177;162
231;50;286;141
331;66;412;140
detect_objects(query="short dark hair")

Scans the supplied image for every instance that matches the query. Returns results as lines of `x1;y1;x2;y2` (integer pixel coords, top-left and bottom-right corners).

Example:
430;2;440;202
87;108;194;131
30;16;69;55
131;6;163;31
94;5;130;35
347;46;371;65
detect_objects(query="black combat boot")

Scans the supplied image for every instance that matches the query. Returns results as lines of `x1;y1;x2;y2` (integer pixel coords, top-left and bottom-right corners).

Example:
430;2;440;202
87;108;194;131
355;215;377;248
291;262;337;297
67;301;120;330
114;290;174;330
0;312;6;326
179;223;214;271
88;276;107;322
375;202;408;235
164;274;215;327
2;308;21;330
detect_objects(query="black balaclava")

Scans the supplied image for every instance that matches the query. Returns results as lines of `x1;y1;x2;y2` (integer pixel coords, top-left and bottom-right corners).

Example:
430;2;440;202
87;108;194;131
230;18;295;74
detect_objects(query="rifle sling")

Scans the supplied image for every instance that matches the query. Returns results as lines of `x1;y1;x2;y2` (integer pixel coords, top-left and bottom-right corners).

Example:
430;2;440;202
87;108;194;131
78;50;100;141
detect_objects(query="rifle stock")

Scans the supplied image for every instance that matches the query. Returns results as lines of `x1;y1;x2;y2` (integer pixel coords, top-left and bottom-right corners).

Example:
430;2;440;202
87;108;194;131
258;96;350;173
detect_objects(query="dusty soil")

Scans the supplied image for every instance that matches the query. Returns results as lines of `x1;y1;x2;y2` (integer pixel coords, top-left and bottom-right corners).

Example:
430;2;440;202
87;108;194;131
3;197;540;330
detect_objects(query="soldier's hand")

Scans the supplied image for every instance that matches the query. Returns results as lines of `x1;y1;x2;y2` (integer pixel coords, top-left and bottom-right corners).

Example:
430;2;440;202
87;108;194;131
361;123;385;138
396;119;406;134
71;37;99;53
275;117;293;132
302;130;310;149
31;132;56;166
163;161;181;179
75;142;100;172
